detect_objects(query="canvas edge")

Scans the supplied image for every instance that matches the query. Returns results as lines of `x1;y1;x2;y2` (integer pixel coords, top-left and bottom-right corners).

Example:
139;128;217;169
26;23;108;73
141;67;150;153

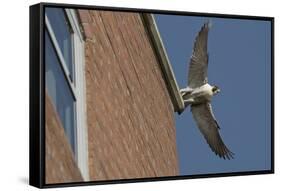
29;3;45;188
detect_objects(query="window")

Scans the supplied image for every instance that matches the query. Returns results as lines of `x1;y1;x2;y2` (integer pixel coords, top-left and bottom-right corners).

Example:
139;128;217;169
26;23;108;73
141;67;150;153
45;7;77;154
46;8;74;81
45;7;89;180
45;31;76;152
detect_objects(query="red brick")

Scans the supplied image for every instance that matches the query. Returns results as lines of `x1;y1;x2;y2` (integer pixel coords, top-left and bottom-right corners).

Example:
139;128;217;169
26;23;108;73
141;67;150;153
78;10;179;180
78;10;92;23
45;94;83;184
81;23;94;39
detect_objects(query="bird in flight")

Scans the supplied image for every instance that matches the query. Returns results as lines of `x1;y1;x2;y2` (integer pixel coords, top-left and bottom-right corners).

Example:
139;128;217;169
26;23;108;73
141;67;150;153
180;21;234;160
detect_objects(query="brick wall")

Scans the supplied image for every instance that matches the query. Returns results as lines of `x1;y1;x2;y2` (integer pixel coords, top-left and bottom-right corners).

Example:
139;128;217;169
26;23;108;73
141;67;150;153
78;10;179;181
45;93;83;184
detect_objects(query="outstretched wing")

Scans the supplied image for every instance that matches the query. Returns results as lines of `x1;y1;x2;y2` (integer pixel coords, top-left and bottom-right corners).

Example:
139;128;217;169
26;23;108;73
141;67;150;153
188;22;210;88
191;103;234;159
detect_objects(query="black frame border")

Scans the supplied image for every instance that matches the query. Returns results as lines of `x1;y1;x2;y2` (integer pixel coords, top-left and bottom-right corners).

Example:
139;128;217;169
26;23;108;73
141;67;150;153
29;2;274;189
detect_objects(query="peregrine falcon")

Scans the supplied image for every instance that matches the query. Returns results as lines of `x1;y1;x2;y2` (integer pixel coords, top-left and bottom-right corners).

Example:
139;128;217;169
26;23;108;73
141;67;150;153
180;21;234;159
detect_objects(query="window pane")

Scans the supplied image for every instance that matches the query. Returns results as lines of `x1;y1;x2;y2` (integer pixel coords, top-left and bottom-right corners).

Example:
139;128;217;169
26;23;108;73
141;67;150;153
45;30;76;153
46;7;74;81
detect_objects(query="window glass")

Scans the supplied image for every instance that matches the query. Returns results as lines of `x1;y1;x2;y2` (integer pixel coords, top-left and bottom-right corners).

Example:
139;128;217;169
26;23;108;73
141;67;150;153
46;7;74;80
45;31;76;153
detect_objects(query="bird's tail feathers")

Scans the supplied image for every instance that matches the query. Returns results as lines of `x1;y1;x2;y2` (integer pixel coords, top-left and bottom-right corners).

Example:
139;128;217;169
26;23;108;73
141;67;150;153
184;100;191;108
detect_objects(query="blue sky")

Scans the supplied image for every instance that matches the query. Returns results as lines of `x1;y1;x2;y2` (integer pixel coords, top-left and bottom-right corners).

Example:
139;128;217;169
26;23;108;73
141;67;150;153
154;14;272;175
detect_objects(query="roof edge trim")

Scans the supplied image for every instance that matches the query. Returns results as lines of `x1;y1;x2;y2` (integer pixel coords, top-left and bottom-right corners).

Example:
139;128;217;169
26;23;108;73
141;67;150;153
141;13;185;114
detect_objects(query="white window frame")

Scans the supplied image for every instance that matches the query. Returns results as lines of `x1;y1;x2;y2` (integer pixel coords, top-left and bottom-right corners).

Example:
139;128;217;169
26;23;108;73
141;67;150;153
45;8;89;181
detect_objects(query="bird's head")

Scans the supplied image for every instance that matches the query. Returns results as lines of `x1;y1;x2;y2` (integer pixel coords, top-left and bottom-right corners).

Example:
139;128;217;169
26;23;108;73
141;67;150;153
212;85;220;95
